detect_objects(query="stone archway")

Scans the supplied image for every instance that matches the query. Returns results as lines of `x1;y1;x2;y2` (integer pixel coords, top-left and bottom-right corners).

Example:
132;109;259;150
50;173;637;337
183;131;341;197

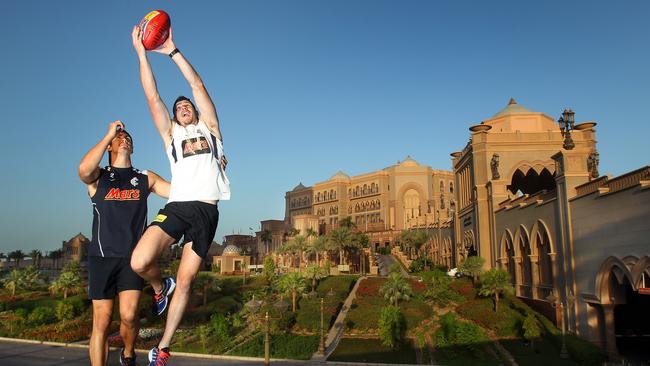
499;230;517;287
514;226;533;298
531;220;555;300
595;256;650;361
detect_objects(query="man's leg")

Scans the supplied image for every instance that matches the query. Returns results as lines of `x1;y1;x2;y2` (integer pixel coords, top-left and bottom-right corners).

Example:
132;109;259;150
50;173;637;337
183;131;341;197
158;243;202;349
131;226;175;293
89;299;114;366
118;290;141;358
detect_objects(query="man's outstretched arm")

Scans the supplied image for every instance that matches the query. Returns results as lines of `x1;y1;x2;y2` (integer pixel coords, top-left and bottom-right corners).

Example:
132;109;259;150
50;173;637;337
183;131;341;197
153;29;222;141
132;26;173;147
79;121;123;191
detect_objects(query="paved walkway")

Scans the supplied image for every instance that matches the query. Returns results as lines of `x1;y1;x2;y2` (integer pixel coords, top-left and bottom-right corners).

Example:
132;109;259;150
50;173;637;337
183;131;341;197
312;276;368;361
0;339;304;366
377;254;409;277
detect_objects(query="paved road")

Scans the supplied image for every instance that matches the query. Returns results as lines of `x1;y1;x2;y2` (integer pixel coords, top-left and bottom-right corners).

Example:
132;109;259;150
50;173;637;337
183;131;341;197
0;340;307;366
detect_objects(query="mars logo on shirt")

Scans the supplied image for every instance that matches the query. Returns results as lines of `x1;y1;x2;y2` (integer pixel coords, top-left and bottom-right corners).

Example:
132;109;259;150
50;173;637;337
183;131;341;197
181;136;211;158
105;188;141;201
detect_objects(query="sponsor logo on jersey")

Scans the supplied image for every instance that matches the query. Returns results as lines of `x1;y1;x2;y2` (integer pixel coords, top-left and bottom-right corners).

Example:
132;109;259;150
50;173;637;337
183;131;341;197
181;136;211;158
131;177;139;187
104;188;141;201
153;214;167;223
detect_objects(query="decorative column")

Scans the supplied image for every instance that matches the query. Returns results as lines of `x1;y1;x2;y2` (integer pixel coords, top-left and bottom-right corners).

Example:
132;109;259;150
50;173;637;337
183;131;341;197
529;254;540;299
513;256;523;296
601;304;619;361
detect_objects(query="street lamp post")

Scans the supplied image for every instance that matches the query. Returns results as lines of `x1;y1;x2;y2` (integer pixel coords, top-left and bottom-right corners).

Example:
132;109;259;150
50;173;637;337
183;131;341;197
264;311;270;366
546;289;569;359
318;297;326;355
558;108;576;150
436;209;441;264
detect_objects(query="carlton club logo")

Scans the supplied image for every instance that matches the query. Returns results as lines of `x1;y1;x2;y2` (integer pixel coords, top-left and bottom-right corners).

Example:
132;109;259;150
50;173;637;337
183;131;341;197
104;188;141;201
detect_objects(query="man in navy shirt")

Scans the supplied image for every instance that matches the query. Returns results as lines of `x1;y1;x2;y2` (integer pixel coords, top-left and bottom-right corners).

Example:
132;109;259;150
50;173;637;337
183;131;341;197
78;120;169;366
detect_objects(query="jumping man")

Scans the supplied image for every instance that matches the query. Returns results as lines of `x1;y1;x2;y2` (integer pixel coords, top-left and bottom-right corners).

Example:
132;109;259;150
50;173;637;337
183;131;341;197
130;25;230;366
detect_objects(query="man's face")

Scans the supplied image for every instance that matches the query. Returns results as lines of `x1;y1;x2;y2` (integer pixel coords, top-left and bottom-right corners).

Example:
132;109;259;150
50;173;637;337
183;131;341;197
175;100;197;125
110;131;133;155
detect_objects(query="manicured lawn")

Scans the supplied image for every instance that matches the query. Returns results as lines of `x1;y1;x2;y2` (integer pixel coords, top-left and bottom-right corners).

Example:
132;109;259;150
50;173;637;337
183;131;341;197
345;277;433;334
328;338;418;364
500;338;581;366
294;275;357;332
229;334;319;360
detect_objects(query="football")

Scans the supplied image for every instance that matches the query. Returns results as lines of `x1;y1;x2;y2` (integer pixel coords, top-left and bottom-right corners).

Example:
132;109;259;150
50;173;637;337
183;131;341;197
139;10;171;50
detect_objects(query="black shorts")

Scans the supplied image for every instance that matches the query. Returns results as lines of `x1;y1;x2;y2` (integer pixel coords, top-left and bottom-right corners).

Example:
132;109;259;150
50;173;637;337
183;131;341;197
88;256;143;300
150;201;219;259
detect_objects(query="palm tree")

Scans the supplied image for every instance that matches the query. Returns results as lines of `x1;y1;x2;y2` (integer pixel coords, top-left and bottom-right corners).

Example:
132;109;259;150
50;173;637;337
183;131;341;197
303;263;327;293
399;230;430;261
260;229;273;255
328;227;353;266
278;272;306;313
49;249;63;270
50;270;82;299
194;272;221;306
306;235;328;266
292;235;309;271
8;250;24;268
29;250;42;269
20;265;41;291
479;268;512;312
459;256;485;284
339;216;356;229
2;269;22;297
380;271;413;306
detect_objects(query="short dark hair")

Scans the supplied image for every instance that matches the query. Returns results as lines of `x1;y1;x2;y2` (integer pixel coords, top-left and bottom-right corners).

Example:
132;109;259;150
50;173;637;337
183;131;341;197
172;96;198;122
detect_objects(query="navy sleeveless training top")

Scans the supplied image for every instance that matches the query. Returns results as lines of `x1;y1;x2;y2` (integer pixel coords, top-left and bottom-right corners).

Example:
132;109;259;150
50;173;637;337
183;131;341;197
89;166;150;258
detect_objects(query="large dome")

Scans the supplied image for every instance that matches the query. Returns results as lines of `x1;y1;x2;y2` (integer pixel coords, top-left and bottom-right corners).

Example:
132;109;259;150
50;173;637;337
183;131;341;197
222;244;242;256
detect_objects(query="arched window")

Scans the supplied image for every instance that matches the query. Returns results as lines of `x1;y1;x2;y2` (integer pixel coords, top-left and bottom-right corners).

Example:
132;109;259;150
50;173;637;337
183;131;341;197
449;181;454;194
508;167;555;195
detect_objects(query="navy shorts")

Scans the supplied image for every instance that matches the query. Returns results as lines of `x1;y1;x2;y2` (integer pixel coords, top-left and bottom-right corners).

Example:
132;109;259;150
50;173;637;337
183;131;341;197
149;201;219;259
88;256;143;300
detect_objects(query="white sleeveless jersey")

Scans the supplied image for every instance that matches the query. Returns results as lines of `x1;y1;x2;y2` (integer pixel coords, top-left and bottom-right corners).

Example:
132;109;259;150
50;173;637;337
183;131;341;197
166;120;231;202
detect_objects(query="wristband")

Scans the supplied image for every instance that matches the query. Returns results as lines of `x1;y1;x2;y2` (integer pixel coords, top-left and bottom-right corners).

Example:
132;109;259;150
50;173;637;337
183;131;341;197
169;48;180;58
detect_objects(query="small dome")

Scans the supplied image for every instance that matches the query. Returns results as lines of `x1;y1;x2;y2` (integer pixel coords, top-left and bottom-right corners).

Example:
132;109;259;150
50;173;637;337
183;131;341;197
399;155;419;167
492;98;532;118
292;182;307;191
222;244;242;256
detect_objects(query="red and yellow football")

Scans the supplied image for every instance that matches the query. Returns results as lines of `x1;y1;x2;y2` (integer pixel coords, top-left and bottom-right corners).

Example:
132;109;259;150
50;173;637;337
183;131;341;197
139;10;171;50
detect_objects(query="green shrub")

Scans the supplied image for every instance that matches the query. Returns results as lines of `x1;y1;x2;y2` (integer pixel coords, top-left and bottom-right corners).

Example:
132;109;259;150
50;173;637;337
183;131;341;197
65;296;88;316
28;306;55;325
422;269;460;307
409;257;432;273
14;308;28;319
378;305;406;349
435;312;487;357
209;313;230;340
376;247;391;255
55;301;75;321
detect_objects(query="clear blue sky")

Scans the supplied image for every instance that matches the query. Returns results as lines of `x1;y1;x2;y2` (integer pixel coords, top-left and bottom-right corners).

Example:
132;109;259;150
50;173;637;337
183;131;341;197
1;1;648;254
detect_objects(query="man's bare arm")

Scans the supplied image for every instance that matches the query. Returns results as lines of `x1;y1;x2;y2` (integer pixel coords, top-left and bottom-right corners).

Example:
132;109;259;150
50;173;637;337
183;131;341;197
132;26;173;147
147;171;170;199
153;29;222;141
79;121;123;195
